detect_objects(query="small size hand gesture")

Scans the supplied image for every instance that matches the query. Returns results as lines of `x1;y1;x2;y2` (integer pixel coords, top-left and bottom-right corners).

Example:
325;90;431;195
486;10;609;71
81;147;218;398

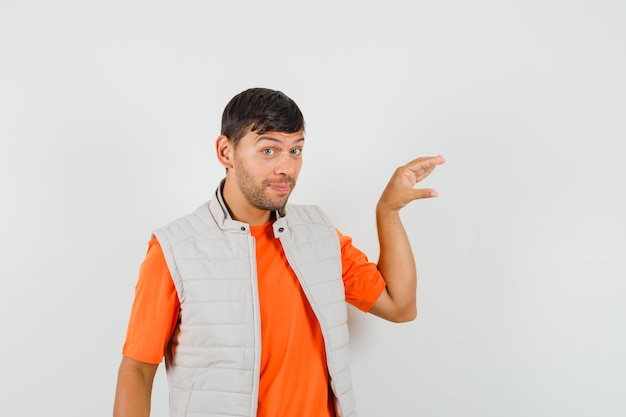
377;155;445;214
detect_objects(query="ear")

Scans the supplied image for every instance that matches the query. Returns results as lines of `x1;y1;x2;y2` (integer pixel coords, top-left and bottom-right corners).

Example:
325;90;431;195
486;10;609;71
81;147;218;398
215;135;234;169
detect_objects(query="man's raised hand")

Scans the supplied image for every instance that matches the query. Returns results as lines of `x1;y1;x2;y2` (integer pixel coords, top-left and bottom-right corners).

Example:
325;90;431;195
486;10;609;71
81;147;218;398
377;155;445;214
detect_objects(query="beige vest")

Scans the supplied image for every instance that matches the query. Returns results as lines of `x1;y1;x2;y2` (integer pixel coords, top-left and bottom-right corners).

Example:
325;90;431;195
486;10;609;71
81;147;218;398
153;189;357;417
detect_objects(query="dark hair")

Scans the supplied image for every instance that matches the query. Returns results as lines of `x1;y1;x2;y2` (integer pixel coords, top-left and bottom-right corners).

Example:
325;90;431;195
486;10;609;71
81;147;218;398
221;88;305;144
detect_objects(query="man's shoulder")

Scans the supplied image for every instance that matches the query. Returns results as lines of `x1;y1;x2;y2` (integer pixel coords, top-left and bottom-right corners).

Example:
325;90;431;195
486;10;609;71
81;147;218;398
284;203;334;227
154;201;217;248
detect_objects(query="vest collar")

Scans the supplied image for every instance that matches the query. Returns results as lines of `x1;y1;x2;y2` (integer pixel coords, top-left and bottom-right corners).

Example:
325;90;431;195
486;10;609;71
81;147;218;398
209;179;284;233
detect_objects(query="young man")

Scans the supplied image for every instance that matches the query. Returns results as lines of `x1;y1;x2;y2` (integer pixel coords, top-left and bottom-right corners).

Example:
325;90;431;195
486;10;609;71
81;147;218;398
113;88;445;417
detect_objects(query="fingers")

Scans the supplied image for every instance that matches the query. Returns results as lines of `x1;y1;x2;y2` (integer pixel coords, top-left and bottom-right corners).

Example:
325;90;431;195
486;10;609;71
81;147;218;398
406;155;445;170
403;155;445;183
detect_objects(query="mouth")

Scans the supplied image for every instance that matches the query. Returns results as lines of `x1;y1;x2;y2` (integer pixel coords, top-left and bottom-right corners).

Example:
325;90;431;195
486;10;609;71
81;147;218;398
268;183;292;193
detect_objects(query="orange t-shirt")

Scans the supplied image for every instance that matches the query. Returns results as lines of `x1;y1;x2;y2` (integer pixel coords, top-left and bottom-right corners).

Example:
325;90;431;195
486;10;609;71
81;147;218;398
123;223;385;417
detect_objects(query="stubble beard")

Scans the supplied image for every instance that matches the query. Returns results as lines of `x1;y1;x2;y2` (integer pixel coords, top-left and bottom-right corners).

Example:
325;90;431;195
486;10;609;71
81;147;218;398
235;165;296;212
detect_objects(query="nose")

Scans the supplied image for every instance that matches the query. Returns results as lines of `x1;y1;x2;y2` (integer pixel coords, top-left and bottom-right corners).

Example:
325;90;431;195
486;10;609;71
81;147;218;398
274;153;300;177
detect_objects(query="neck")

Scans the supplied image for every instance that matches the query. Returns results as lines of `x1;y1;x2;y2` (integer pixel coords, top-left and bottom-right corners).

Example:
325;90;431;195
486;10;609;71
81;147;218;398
221;177;273;226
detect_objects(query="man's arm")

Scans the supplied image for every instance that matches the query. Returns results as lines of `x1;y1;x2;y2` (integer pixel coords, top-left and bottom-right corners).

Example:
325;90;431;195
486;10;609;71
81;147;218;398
368;155;445;323
113;356;159;417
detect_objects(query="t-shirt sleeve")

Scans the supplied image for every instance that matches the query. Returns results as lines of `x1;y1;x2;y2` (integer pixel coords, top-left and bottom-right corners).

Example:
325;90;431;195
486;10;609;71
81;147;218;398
122;236;180;364
337;229;386;312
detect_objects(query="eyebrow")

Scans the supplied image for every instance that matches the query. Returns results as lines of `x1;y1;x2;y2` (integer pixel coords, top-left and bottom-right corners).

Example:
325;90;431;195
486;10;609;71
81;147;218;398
256;135;305;144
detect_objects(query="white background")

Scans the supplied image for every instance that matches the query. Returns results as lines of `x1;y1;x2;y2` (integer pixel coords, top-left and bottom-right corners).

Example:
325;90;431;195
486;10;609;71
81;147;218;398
1;1;625;416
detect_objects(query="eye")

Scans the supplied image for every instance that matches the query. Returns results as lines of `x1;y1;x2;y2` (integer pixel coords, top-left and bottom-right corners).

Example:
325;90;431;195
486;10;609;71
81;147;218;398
261;148;275;156
290;148;302;156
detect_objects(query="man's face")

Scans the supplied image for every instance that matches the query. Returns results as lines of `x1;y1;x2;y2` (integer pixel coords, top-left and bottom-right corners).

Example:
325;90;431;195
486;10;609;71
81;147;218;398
231;129;304;212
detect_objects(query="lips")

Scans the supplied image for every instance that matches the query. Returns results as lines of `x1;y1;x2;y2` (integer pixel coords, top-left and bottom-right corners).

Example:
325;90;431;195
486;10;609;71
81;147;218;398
265;178;294;194
268;183;291;193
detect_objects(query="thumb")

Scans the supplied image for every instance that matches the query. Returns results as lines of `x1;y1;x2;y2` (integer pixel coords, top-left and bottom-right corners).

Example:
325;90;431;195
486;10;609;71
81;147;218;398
409;188;439;200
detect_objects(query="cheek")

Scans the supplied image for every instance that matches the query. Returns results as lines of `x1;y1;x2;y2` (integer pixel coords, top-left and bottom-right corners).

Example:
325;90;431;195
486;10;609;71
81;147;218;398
240;156;268;174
